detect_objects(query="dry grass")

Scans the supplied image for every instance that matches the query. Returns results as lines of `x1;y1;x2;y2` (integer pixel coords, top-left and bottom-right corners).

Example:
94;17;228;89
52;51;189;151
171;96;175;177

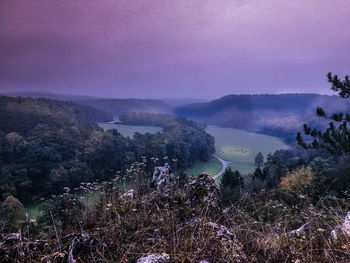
2;183;350;262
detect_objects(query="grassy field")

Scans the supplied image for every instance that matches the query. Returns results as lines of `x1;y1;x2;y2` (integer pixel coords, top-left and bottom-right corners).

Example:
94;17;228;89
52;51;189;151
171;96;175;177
206;125;288;163
188;125;289;183
98;123;163;137
187;156;222;177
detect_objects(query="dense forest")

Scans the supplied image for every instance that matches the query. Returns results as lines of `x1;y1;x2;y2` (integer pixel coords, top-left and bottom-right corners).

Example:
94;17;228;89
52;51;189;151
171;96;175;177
0;96;112;135
0;97;214;206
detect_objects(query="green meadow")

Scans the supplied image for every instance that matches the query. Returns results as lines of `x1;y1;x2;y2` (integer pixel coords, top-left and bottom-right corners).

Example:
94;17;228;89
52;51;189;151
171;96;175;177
206;125;288;163
98;123;163;137
187;156;222;177
189;125;289;180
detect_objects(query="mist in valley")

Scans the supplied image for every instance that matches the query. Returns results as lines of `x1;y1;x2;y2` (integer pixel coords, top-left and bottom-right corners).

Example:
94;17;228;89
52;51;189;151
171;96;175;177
1;1;350;262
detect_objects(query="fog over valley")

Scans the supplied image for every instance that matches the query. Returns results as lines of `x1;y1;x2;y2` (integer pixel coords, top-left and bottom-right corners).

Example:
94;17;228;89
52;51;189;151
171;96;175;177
1;1;350;262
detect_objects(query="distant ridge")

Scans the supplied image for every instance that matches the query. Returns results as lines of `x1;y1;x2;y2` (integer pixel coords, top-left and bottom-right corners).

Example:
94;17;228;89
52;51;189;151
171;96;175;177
4;91;346;143
175;93;349;143
1;91;174;117
75;98;173;117
0;90;97;101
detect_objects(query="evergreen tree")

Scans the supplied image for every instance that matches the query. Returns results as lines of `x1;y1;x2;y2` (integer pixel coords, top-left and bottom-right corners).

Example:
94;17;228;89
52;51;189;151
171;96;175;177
220;167;243;203
250;167;265;193
253;167;265;180
297;72;350;154
255;152;264;166
263;153;288;189
220;167;242;188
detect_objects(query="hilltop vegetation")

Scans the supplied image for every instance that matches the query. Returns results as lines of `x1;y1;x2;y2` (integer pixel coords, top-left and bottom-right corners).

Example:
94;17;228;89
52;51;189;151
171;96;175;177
1;149;350;262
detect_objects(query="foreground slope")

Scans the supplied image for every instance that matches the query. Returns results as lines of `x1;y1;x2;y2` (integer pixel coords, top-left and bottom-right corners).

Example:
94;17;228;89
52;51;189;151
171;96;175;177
2;165;350;263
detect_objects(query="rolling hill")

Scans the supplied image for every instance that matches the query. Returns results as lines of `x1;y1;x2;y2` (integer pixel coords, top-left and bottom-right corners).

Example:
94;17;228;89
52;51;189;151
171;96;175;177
0;96;111;139
175;94;350;142
1;91;174;118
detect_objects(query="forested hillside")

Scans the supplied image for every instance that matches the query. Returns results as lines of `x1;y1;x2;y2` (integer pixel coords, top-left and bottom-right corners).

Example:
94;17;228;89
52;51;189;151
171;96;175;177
0;97;214;206
0;96;112;138
0;96;109;203
175;94;350;142
1;92;174;118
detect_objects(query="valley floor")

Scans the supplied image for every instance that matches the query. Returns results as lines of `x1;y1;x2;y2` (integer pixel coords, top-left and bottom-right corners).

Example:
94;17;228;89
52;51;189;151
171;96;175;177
188;125;288;182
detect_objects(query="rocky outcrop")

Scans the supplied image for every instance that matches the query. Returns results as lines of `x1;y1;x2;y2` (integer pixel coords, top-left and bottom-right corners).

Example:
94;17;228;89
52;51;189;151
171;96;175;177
289;222;310;237
136;253;170;263
186;173;221;208
331;211;350;240
151;163;176;191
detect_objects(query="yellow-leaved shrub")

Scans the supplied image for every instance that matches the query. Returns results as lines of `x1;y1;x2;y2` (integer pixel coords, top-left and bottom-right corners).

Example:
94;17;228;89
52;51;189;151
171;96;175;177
279;168;313;205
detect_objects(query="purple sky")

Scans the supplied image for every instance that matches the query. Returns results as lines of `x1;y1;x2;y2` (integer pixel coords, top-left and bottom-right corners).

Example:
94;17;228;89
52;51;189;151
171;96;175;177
1;0;349;99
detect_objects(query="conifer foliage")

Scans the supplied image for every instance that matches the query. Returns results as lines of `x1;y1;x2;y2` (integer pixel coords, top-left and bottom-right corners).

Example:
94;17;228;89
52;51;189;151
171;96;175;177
220;167;243;203
297;73;350;154
255;152;264;166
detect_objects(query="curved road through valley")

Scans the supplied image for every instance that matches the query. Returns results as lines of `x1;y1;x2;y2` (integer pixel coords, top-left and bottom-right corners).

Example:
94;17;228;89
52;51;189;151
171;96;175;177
212;154;256;180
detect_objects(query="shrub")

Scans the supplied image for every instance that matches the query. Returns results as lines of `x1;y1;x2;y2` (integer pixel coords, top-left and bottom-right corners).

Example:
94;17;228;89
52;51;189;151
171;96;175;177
0;196;26;232
279;167;313;205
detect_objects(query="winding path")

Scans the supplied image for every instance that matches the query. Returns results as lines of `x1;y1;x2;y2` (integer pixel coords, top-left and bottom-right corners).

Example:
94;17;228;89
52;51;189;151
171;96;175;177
212;154;256;180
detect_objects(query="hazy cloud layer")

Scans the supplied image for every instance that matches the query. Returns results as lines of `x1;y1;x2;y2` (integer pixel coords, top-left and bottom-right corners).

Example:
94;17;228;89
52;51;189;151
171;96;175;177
1;0;349;98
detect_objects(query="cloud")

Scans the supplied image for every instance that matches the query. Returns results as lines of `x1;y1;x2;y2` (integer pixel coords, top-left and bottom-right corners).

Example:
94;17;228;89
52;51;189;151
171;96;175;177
0;0;349;98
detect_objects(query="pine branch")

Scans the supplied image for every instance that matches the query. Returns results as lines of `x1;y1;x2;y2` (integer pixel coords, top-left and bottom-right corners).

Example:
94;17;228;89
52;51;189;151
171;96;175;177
297;73;350;154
